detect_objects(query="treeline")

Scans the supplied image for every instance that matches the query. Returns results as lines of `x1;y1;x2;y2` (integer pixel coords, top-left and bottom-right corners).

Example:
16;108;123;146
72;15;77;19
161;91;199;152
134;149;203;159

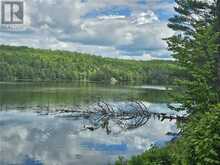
0;45;179;84
116;0;220;165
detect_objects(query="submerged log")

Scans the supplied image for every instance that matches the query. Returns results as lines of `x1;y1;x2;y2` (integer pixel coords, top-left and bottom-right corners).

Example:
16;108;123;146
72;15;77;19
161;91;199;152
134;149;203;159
2;101;187;134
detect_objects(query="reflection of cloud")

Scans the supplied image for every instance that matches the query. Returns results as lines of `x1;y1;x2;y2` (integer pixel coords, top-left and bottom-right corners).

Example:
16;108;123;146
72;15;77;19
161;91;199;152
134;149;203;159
0;110;177;165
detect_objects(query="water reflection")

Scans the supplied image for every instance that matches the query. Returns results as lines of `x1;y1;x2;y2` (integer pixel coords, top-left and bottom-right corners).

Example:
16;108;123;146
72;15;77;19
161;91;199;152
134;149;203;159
0;109;177;165
37;102;184;135
0;83;178;165
0;82;173;107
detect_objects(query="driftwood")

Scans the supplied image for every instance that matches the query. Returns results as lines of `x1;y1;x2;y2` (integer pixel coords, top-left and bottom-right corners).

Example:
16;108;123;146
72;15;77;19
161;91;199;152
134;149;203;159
0;101;187;135
35;101;187;134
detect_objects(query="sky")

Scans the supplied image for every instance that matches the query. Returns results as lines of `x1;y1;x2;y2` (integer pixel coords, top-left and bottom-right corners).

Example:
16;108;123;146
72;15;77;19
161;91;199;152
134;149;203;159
0;0;176;60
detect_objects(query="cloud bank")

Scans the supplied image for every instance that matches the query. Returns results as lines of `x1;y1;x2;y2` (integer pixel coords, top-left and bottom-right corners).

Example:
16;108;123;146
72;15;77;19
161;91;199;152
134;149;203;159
0;0;175;60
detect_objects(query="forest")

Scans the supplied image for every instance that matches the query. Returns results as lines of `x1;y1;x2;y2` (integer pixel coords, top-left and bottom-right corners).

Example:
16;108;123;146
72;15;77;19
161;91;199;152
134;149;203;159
116;0;220;164
0;45;179;85
1;0;220;164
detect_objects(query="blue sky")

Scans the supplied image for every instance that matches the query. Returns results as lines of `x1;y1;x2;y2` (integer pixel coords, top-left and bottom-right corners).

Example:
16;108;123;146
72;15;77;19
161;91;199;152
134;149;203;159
0;0;176;60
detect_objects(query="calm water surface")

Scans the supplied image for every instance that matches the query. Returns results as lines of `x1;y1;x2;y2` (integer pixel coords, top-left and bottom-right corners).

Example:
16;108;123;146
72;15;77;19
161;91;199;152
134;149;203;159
0;82;178;165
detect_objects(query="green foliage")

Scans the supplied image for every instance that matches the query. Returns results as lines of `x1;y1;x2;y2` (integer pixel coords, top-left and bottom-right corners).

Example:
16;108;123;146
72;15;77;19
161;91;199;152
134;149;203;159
0;45;179;85
116;0;220;165
128;147;171;165
115;105;220;165
168;0;214;36
179;105;220;165
115;146;172;165
170;26;220;114
166;0;220;114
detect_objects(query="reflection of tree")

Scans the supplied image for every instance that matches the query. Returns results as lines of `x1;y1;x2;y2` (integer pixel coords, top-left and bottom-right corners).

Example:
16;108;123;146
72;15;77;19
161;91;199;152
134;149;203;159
35;102;187;135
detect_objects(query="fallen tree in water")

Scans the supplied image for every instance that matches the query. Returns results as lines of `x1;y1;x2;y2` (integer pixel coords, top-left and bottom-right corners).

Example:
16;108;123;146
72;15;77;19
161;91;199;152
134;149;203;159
34;101;187;135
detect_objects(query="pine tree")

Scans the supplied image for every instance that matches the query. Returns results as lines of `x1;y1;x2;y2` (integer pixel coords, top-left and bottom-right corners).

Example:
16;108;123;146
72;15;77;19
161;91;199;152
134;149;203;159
166;0;220;114
168;0;214;36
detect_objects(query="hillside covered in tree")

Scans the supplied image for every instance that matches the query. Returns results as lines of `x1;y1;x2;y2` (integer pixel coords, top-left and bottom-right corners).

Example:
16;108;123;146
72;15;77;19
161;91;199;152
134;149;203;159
0;45;179;84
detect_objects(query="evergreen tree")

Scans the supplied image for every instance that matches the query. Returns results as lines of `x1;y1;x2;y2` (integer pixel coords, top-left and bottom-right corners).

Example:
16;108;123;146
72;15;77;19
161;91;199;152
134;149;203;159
168;0;214;36
115;1;220;164
166;0;220;114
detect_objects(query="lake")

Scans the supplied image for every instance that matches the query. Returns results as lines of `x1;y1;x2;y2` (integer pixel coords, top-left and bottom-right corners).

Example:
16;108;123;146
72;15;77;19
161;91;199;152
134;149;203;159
0;82;179;165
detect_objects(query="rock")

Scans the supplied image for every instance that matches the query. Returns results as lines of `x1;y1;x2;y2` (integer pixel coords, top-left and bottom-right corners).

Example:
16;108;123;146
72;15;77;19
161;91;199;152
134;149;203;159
110;77;118;85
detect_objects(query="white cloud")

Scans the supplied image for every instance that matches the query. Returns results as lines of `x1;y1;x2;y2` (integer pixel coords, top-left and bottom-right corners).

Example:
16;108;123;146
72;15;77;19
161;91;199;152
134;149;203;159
131;11;159;25
98;15;126;20
0;0;175;60
118;53;174;61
